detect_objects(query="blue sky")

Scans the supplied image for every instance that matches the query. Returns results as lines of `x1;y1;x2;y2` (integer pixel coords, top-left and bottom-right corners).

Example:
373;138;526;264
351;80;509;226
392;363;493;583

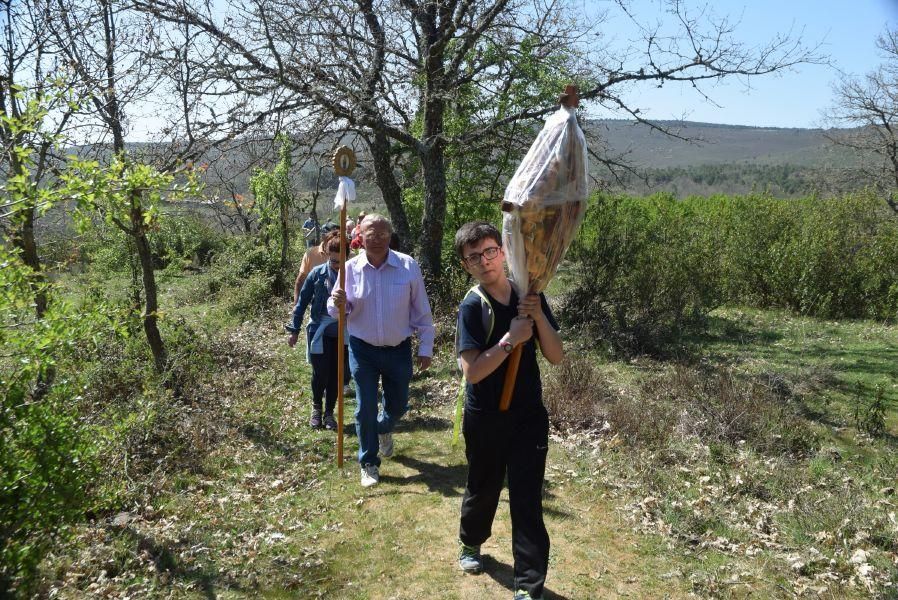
118;0;897;139
596;0;898;128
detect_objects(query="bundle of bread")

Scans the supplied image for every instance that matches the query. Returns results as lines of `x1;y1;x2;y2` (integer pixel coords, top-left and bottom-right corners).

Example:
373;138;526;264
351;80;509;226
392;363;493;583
502;102;588;295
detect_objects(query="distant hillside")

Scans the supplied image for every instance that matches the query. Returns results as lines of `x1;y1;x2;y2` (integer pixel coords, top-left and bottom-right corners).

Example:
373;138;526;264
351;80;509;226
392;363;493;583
588;120;853;169
61;121;864;203
582;120;862;197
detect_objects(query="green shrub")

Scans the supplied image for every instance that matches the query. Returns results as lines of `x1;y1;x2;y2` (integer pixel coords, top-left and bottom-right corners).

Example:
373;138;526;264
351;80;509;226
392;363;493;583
195;237;288;316
0;248;106;595
561;193;724;355
79;224;134;275
853;383;887;438
149;213;227;269
78;211;228;275
562;192;898;355
0;382;96;595
715;194;801;307
718;192;898;320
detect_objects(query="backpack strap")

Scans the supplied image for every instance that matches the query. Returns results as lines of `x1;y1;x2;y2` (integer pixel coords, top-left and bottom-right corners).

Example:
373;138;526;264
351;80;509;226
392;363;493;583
452;285;495;446
469;285;495;341
454;285;495;369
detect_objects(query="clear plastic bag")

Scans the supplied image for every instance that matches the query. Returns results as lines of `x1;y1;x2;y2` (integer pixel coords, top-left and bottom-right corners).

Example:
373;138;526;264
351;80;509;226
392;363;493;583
502;106;588;294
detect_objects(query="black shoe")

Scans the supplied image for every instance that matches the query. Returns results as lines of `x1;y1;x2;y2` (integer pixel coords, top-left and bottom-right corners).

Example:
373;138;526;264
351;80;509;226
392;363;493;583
309;410;323;429
323;413;338;430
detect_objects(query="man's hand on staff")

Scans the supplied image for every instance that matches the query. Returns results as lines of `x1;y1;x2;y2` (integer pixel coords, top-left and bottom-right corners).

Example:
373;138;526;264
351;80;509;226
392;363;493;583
416;356;432;372
331;288;346;309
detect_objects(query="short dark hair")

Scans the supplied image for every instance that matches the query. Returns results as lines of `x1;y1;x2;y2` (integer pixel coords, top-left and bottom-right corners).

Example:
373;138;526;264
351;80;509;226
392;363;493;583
454;221;501;260
325;235;342;253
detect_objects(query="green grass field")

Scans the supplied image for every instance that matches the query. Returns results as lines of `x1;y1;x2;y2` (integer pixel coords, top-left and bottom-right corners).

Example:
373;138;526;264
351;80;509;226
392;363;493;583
34;271;898;598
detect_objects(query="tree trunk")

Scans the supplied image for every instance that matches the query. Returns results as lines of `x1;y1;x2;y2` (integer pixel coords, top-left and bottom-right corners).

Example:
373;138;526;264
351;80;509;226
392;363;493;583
418;142;447;279
417;67;448;278
11;204;56;400
368;129;411;252
11;204;49;319
131;204;168;376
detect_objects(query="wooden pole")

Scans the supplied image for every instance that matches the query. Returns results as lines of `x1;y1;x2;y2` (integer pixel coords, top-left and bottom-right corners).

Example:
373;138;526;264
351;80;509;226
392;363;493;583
499;344;523;411
332;145;356;469
337;203;346;467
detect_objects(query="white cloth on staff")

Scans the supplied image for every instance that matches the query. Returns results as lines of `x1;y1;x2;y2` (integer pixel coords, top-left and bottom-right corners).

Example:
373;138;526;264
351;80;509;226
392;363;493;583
333;176;356;210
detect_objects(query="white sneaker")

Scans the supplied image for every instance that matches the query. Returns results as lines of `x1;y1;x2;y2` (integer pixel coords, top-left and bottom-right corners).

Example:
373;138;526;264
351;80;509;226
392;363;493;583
360;463;379;487
379;432;394;458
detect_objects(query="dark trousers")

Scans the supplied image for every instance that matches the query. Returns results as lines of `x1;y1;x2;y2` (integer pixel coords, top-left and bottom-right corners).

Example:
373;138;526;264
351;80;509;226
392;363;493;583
309;335;348;415
459;407;550;598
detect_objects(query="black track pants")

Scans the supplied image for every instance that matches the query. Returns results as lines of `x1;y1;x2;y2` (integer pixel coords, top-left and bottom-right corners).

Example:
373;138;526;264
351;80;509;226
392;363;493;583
459;407;550;598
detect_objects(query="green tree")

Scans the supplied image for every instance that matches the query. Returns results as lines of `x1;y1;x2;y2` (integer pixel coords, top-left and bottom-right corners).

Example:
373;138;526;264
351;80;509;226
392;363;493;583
249;135;295;297
0;245;105;595
0;113;121;592
135;0;819;278
64;156;198;376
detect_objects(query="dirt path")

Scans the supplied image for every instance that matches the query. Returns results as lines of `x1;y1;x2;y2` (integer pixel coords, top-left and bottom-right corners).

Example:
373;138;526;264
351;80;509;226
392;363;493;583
270;408;691;600
45;328;693;599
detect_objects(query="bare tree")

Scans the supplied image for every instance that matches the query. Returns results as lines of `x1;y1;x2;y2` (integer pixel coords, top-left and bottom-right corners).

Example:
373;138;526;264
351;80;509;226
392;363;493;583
134;0;819;276
824;27;898;214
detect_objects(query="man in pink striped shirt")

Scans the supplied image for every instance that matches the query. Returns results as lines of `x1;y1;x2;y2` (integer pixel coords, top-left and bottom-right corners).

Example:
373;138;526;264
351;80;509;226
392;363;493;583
329;214;435;487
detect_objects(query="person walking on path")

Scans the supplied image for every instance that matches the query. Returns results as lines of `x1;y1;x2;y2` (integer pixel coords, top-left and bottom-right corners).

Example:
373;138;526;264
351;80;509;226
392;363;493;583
302;212;320;248
286;235;349;430
292;230;340;303
453;221;564;600
328;214;435;488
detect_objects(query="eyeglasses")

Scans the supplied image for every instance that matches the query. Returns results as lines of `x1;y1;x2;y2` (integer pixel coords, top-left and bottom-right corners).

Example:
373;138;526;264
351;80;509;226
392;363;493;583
361;230;391;242
463;246;500;266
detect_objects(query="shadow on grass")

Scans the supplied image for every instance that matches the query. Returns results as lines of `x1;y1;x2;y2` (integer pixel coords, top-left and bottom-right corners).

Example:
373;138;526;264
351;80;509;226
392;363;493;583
542;503;573;520
378;454;467;497
677;315;784;357
481;555;572;600
238;422;299;456
399;413;454;432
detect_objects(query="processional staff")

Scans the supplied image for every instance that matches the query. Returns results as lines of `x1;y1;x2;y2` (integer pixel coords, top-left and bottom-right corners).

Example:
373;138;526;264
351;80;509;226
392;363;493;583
332;145;356;467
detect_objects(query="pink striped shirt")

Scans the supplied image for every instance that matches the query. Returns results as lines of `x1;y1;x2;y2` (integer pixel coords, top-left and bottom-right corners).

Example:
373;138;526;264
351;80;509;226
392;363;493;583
327;250;435;357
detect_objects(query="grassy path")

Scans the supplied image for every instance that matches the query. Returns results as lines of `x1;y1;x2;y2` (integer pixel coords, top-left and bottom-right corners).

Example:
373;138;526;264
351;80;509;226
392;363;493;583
46;317;692;599
254;406;690;599
45;305;898;598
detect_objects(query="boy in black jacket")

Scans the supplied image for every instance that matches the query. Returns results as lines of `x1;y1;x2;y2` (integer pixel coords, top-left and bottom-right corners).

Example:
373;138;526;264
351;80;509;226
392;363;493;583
454;221;564;600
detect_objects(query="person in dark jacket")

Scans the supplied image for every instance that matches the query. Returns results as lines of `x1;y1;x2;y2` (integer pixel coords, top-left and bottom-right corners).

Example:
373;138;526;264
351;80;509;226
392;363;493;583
286;235;349;430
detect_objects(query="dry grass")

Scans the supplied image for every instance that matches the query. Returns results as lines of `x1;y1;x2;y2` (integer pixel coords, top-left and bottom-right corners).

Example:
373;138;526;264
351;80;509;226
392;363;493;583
545;357;816;457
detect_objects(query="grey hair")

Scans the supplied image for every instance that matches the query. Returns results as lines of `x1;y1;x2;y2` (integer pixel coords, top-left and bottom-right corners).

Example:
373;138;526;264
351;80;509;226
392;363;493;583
360;213;393;233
